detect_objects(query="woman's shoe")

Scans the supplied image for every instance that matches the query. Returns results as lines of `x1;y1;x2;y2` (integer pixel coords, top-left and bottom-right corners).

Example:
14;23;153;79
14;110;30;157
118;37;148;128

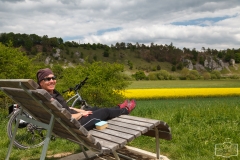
118;99;129;109
126;99;136;113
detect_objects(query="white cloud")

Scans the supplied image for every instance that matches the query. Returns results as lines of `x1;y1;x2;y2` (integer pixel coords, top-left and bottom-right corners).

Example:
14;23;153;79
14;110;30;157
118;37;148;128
0;0;240;50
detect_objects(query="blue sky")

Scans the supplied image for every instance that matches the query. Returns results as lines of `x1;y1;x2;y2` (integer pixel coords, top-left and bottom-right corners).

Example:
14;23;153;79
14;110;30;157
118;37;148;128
0;0;239;50
171;16;231;26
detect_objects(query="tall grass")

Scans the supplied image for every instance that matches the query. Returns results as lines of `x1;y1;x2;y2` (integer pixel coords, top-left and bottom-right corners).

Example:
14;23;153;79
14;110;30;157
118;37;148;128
130;97;240;160
1;97;240;159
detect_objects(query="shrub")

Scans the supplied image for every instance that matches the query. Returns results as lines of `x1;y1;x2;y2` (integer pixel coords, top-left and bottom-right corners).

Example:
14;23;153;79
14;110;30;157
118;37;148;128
132;71;147;80
211;70;221;79
157;70;170;80
202;72;211;80
187;70;199;80
60;61;130;107
179;68;189;80
148;73;158;80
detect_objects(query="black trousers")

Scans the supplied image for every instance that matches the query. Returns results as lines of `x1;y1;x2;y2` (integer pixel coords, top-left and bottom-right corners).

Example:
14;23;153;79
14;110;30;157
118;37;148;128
78;106;128;130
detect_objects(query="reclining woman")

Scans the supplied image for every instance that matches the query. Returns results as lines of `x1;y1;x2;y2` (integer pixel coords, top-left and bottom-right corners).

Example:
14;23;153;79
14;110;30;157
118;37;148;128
36;68;136;130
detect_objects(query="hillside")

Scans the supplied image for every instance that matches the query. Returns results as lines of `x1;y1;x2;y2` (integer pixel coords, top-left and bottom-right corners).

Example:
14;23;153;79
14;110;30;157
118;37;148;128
1;32;240;79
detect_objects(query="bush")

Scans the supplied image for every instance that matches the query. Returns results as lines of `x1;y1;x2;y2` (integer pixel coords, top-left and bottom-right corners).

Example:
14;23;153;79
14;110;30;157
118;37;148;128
148;73;158;80
0;43;39;108
202;72;211;80
211;70;221;79
157;70;170;80
187;70;199;80
132;71;147;80
179;68;189;80
60;61;130;107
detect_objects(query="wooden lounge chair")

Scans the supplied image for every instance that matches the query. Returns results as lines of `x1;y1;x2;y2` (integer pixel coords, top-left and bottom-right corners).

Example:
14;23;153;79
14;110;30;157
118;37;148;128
0;79;172;160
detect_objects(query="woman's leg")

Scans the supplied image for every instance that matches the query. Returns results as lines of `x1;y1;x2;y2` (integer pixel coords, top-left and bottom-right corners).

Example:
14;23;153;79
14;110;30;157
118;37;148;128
79;108;128;130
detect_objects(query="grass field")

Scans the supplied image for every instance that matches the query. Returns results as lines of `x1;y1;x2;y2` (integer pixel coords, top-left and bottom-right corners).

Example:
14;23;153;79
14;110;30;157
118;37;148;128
127;80;240;89
1;80;240;159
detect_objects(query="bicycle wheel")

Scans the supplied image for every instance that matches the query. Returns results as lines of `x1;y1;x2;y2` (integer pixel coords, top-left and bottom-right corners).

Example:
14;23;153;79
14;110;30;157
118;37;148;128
7;109;46;149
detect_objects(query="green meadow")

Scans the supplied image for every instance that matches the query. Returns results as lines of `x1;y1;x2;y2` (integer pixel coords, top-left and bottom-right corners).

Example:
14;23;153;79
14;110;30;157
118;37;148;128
0;80;240;160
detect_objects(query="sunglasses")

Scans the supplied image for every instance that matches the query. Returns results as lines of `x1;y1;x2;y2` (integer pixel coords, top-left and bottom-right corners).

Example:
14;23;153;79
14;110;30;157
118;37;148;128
43;76;57;81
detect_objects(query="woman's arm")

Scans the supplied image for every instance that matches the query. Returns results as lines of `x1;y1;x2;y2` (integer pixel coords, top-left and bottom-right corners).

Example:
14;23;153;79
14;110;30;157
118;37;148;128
71;110;93;120
72;112;83;120
69;107;85;112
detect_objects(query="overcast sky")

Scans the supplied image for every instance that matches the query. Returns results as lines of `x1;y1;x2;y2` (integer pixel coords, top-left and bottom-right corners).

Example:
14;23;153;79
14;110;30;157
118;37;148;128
0;0;240;50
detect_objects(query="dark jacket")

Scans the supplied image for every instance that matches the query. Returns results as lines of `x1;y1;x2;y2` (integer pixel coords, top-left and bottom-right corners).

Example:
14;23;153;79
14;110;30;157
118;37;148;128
51;90;78;114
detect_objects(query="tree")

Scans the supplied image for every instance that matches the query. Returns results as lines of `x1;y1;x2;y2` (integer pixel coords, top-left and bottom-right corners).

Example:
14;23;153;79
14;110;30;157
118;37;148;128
0;42;41;106
127;60;133;70
61;61;129;107
171;65;176;71
234;53;240;63
132;71;146;80
103;48;110;57
0;43;34;79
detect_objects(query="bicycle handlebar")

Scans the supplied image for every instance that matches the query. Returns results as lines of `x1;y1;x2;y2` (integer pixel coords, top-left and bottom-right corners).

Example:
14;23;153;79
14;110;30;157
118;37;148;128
62;77;88;93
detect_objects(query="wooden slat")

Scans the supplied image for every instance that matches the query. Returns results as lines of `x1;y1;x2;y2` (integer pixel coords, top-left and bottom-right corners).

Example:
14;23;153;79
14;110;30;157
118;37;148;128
143;129;172;140
107;120;148;134
107;124;141;137
0;79;39;90
120;115;160;125
55;131;100;150
91;131;127;147
110;117;155;129
92;128;135;142
94;137;120;152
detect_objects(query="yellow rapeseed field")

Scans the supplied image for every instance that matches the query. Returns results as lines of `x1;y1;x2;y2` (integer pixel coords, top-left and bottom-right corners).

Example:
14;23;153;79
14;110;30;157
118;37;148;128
123;88;240;99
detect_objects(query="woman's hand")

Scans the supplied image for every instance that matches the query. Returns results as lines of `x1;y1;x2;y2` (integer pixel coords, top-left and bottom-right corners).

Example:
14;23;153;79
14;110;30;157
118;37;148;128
72;110;93;120
80;110;92;117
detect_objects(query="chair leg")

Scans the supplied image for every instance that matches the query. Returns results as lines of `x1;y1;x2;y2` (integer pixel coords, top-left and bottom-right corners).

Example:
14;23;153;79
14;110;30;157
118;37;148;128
40;114;55;160
155;127;160;160
5;108;23;160
112;151;121;160
80;144;89;159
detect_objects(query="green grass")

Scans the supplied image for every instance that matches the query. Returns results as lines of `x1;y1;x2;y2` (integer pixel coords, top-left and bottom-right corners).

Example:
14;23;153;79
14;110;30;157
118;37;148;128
1;97;240;159
1;80;240;159
130;97;240;160
127;80;240;89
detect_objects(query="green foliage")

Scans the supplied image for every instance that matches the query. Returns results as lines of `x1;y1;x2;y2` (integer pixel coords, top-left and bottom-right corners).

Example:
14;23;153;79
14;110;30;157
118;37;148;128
234;52;240;63
177;62;183;70
202;72;211;80
102;48;109;57
171;65;176;71
0;43;34;79
180;68;189;80
211;70;221;79
127;60;133;70
0;43;45;108
157;70;170;80
52;64;64;79
188;70;199;80
147;73;158;80
132;71;146;80
60;61;129;107
157;64;161;70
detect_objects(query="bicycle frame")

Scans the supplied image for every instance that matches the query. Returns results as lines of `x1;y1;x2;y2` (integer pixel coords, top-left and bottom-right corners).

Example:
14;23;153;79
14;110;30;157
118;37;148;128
67;91;82;107
65;77;89;109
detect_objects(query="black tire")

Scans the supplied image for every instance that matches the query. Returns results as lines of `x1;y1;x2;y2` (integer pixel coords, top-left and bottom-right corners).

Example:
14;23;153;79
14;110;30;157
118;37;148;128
7;109;46;149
